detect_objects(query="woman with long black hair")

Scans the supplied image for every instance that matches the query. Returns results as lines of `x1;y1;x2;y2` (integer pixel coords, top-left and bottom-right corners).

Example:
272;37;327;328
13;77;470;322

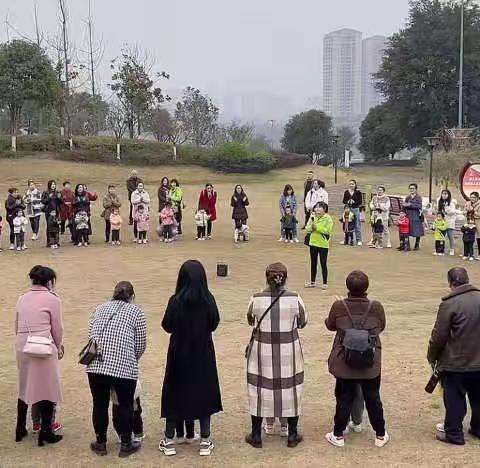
342;179;363;246
158;177;170;213
436;189;457;256
159;260;222;457
231;184;250;242
41;181;62;247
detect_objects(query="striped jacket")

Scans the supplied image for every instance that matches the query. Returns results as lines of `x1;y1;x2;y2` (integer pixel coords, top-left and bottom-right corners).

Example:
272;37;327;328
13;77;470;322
246;287;307;418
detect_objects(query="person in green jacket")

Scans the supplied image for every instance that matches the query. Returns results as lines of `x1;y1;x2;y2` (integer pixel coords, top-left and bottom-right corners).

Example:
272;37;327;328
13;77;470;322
432;212;448;256
305;202;334;289
169;179;184;236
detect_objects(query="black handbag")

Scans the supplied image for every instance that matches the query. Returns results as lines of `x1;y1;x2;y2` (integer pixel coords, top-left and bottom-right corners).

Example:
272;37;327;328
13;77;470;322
78;304;123;365
304;233;311;246
245;290;286;359
425;363;440;394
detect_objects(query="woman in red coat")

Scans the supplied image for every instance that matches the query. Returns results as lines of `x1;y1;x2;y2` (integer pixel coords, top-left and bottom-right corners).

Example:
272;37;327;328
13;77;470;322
60;181;74;240
198;183;217;239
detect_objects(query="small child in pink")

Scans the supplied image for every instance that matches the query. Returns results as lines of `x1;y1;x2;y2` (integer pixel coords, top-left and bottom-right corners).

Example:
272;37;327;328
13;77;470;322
160;202;175;242
109;208;123;246
134;205;150;244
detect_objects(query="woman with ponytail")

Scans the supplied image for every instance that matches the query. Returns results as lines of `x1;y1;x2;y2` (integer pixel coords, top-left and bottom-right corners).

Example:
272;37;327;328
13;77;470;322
245;263;307;449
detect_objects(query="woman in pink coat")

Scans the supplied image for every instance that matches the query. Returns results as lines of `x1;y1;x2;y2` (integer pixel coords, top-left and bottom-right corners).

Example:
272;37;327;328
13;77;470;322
15;265;64;447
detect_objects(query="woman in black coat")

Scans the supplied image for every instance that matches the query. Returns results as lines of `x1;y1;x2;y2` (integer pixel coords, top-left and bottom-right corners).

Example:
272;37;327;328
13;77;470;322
342;179;363;245
231;184;249;227
5;187;25;249
159;260;222;457
41;180;62;246
158;177;170;213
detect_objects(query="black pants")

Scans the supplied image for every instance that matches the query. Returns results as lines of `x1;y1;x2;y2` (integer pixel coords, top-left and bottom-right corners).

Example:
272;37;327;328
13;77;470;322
47;230;59;247
138;231;147;241
175;208;183;235
29;216;40;235
284;228;293;240
309;246;328;284
344;232;353;245
207;220;212;237
175;420;195;438
163;225;173;239
407;236;420;249
197;226;206;239
129;199;133;224
8;217;15;245
133;221;138;239
113;398;143;436
304;208;310;227
17;399;54;433
476;238;480;256
251;416;299;439
165;416;211;439
112;229;120;242
14;232;25;248
464;241;474;258
88;373;137;444
399;234;409;250
77;228;89;244
333;376;385;437
442;371;480;443
105;220;111;242
435;240;445;254
60;220;66;235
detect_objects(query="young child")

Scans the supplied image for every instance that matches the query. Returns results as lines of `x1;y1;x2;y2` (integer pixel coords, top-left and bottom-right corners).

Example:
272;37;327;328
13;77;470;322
75;210;90;247
461;215;476;261
110;207;122;246
395;211;410;251
194;208;210;240
111;380;144;442
160;202;175;243
281;206;298;243
340;206;355;246
235;222;249;242
134;204;150;244
371;208;384;249
47;210;60;249
13;209;28;251
432;212;448;256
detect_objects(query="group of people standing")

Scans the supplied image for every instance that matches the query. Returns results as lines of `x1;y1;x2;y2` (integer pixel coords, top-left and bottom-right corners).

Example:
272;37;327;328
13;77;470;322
15;261;479;459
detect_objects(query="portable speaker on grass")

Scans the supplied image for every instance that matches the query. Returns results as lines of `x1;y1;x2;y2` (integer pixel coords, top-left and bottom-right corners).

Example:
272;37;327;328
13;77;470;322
217;263;228;277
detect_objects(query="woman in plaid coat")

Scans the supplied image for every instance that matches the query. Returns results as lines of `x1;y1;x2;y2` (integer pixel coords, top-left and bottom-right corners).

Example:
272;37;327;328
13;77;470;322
245;263;307;449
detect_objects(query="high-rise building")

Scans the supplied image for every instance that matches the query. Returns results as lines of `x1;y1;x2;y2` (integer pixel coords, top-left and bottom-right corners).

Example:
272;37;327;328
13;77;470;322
323;28;363;127
361;35;387;114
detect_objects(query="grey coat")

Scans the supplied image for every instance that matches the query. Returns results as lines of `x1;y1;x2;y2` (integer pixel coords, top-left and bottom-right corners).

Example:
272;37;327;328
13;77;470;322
403;194;424;237
428;284;480;372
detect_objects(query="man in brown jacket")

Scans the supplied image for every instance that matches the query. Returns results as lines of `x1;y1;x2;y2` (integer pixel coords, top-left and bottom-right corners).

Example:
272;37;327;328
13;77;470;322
428;267;480;445
324;270;389;448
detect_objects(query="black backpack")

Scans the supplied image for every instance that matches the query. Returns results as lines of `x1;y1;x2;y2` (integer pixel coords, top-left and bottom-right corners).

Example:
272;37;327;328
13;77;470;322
341;300;376;369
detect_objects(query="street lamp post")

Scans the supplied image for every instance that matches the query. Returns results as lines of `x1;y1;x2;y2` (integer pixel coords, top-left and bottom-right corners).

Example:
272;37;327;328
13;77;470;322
332;134;340;184
424;136;440;203
458;0;465;128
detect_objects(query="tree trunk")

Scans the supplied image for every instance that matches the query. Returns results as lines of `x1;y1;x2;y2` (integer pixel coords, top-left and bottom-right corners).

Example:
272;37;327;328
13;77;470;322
116;142;121;160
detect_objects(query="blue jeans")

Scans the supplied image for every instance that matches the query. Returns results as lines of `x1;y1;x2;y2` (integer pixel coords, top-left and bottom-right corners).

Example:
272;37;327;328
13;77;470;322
351;208;362;243
446;228;455;250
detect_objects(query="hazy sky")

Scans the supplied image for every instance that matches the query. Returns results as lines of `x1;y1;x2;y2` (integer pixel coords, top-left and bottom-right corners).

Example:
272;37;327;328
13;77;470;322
2;0;410;103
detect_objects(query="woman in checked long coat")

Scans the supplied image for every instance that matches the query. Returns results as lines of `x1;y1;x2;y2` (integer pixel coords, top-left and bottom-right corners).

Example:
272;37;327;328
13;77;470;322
245;263;307;449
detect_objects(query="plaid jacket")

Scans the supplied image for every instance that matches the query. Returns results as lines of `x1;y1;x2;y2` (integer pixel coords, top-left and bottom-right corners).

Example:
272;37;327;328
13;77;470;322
246;288;307;417
86;300;147;380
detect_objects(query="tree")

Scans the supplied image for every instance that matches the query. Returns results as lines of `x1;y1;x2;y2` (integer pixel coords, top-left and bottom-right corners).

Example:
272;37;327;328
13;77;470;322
336;126;356;150
146;107;175;142
281;109;333;155
175;87;219;147
106;102;127;159
219;120;256;144
70;92;108;135
109;46;169;138
377;0;480;145
0;40;57;150
359;103;406;160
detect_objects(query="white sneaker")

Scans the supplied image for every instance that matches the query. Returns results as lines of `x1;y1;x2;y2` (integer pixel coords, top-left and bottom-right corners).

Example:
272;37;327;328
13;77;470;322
325;432;345;447
289;239;294;243
357;241;363;246
469;257;475;261
284;239;289;243
280;425;288;437
263;424;275;435
16;247;21;251
278;237;284;242
348;422;363;433
117;241;121;245
158;438;176;456
433;252;438;256
199;439;214;456
9;244;14;250
386;243;392;248
449;249;455;256
436;423;445;433
22;245;28;250
31;235;36;241
133;238;137;243
463;256;468;260
339;240;345;245
133;432;146;443
294;238;299;243
77;243;82;247
143;239;148;244
375;432;390;447
321;284;328;290
304;282;316;288
111;241;116;245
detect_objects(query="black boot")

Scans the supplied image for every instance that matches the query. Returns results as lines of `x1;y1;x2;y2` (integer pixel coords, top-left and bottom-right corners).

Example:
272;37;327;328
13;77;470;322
245;433;262;448
119;440;141;458
287;433;304;448
38;400;62;447
15;399;28;442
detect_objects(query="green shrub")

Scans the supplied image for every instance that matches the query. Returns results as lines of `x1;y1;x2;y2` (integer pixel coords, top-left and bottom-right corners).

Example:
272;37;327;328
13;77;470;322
204;143;275;173
273;151;310;168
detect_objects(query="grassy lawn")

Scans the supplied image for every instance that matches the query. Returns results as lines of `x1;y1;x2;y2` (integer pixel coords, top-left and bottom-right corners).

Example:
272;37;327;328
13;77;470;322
0;157;477;467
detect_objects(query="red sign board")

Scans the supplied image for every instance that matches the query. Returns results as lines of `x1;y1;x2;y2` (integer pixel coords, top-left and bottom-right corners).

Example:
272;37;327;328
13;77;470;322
460;163;480;200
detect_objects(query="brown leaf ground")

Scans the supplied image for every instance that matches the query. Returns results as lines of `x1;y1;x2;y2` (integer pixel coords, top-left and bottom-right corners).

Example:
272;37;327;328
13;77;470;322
0;158;478;467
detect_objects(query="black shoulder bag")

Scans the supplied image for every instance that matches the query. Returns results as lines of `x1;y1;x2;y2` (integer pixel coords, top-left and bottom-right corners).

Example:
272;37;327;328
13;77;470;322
245;290;286;359
341;300;376;369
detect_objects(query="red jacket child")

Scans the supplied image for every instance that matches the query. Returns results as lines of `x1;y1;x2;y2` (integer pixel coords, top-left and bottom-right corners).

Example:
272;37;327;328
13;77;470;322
395;212;410;235
198;188;217;222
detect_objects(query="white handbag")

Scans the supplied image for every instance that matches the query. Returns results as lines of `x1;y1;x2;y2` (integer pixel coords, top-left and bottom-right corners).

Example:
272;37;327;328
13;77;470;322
23;322;54;359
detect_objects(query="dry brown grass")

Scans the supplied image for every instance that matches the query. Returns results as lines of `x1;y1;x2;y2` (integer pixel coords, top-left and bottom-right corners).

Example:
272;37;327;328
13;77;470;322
0;158;478;467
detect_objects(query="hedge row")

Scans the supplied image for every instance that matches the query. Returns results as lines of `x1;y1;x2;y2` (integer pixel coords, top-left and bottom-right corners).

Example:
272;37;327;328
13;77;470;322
0;135;309;173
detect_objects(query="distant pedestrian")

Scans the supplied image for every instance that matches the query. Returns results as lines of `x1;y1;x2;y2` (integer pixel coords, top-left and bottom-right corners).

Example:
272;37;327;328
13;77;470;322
279;184;298;242
198;184;217;239
461;214;476;261
24;180;43;241
302;170;314;228
6;188;25;250
403;183;424;251
231;185;250;243
169;179;184;236
131;182;151;242
101;185;122;243
158;177;170;213
41;181;62;246
59;181;74;240
342;180;363;246
126;170;142;225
